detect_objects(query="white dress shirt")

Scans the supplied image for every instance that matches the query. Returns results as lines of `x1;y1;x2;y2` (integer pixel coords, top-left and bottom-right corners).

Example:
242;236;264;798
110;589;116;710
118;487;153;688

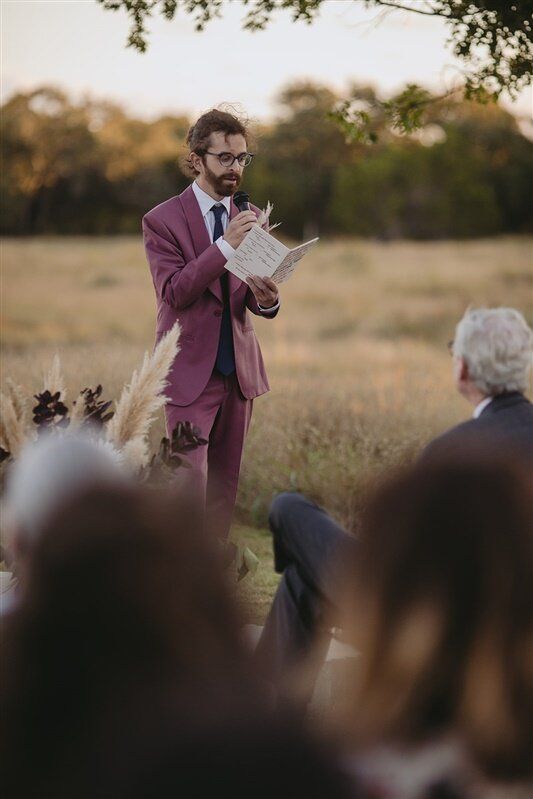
473;396;493;418
191;180;280;314
192;180;235;261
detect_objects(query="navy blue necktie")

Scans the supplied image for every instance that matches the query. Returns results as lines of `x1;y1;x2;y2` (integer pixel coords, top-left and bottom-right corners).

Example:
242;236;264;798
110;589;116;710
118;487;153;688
212;204;235;375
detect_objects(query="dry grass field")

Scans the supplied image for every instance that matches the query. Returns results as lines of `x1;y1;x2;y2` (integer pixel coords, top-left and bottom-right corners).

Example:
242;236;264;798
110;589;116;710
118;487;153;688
2;236;532;619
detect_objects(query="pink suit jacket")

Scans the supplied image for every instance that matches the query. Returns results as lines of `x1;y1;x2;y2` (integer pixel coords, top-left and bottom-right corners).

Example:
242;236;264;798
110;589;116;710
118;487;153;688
143;184;278;407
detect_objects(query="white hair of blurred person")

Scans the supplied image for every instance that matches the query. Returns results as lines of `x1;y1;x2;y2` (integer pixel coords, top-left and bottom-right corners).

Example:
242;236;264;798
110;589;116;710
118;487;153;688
1;432;128;565
453;308;533;399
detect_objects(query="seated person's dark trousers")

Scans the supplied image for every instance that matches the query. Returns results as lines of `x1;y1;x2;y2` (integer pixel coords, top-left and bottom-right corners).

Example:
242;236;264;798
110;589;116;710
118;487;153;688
255;492;357;703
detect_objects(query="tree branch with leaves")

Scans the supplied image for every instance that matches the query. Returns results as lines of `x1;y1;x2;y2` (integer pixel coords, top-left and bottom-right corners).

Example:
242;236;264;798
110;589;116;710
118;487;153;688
97;1;532;120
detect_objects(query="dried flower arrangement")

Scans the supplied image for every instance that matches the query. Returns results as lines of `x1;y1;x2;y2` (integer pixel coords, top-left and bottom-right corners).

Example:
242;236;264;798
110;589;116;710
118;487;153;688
0;324;185;474
0;322;258;579
257;201;281;233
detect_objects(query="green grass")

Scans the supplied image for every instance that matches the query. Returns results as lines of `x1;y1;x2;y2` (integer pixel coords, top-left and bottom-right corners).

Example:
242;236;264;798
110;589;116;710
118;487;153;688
233;524;279;623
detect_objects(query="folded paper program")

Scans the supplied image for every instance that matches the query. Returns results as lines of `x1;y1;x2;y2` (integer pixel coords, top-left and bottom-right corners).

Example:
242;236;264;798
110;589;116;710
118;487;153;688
225;224;318;285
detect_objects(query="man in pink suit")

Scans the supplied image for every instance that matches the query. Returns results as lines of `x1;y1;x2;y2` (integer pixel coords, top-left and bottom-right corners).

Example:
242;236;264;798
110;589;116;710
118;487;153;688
143;109;280;539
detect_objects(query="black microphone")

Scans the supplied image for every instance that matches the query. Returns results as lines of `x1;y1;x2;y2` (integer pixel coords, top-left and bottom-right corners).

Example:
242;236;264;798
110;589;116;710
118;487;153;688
233;191;251;211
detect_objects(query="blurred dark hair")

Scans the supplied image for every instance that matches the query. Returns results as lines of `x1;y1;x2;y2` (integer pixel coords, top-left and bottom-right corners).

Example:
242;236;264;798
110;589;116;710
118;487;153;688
183;107;250;177
1;483;352;798
0;484;251;797
339;449;533;781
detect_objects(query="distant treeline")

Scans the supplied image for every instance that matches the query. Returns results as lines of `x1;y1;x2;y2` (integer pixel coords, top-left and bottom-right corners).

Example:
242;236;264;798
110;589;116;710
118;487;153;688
2;82;532;239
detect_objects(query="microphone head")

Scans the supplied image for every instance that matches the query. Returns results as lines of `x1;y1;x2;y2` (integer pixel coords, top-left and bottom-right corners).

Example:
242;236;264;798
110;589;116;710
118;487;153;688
233;191;250;211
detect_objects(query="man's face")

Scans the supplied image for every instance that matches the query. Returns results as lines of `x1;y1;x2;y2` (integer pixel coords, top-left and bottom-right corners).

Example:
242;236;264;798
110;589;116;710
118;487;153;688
193;132;247;198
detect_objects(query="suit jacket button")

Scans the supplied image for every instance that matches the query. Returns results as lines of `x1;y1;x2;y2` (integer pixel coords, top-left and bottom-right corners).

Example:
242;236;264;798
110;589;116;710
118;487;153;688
214;310;222;317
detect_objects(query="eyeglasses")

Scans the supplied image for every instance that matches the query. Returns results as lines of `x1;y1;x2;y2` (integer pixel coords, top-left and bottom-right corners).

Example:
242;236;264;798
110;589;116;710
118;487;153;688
203;151;255;168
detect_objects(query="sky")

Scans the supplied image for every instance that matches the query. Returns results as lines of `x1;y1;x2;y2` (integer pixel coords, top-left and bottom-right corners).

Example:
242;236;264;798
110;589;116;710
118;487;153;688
1;0;531;123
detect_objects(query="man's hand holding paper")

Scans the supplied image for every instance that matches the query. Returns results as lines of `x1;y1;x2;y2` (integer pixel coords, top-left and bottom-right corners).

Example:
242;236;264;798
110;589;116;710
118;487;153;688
246;275;279;308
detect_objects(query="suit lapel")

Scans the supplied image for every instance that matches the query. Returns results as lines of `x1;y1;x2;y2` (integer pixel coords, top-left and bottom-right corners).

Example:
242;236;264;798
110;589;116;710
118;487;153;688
179;185;222;303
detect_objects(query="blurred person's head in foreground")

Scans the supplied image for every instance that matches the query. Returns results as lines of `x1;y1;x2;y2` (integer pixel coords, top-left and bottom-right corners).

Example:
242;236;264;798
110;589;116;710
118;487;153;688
1;482;243;796
451;307;532;406
0;482;351;799
1;431;126;583
338;449;533;789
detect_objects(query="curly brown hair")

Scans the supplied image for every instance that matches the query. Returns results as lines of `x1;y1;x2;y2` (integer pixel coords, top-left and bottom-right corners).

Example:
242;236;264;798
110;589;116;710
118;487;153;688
182;108;250;177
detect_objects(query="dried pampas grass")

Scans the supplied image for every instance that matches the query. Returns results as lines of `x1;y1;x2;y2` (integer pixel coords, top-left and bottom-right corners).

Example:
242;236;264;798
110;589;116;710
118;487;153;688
0;393;31;456
68;391;87;430
107;322;180;452
44;354;67;401
120;437;149;471
1;323;180;473
5;378;29;428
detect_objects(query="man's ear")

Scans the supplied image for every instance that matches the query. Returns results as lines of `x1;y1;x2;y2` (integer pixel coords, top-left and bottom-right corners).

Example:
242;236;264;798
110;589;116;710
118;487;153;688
458;357;470;383
189;152;202;173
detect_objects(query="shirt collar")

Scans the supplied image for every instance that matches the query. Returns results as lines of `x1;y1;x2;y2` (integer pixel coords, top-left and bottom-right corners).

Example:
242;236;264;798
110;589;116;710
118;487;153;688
192;181;231;218
473;396;493;419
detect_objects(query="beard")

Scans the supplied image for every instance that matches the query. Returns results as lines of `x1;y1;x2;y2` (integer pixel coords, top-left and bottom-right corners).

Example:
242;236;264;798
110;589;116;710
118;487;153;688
203;162;241;197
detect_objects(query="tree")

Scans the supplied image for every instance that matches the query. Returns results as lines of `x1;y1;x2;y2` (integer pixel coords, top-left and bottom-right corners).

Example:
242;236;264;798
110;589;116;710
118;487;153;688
328;93;533;238
0;87;191;234
2;81;531;237
96;1;532;135
245;82;352;238
0;87;101;233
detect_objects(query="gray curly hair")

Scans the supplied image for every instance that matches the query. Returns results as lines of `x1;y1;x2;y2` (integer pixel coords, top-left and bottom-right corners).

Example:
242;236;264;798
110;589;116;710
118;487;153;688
453;308;533;396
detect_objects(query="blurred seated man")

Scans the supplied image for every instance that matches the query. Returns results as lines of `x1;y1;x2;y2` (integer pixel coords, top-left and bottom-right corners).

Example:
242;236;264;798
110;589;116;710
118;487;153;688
255;306;532;704
423;306;533;461
0;432;127;614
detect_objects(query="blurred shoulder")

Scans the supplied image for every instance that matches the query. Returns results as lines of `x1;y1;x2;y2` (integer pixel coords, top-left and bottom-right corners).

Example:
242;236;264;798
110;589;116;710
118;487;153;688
421;408;533;464
421;418;479;462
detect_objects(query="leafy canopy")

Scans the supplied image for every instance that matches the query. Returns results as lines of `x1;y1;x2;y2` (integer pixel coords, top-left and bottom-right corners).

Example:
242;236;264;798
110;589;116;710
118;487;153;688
96;1;532;136
98;1;532;97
